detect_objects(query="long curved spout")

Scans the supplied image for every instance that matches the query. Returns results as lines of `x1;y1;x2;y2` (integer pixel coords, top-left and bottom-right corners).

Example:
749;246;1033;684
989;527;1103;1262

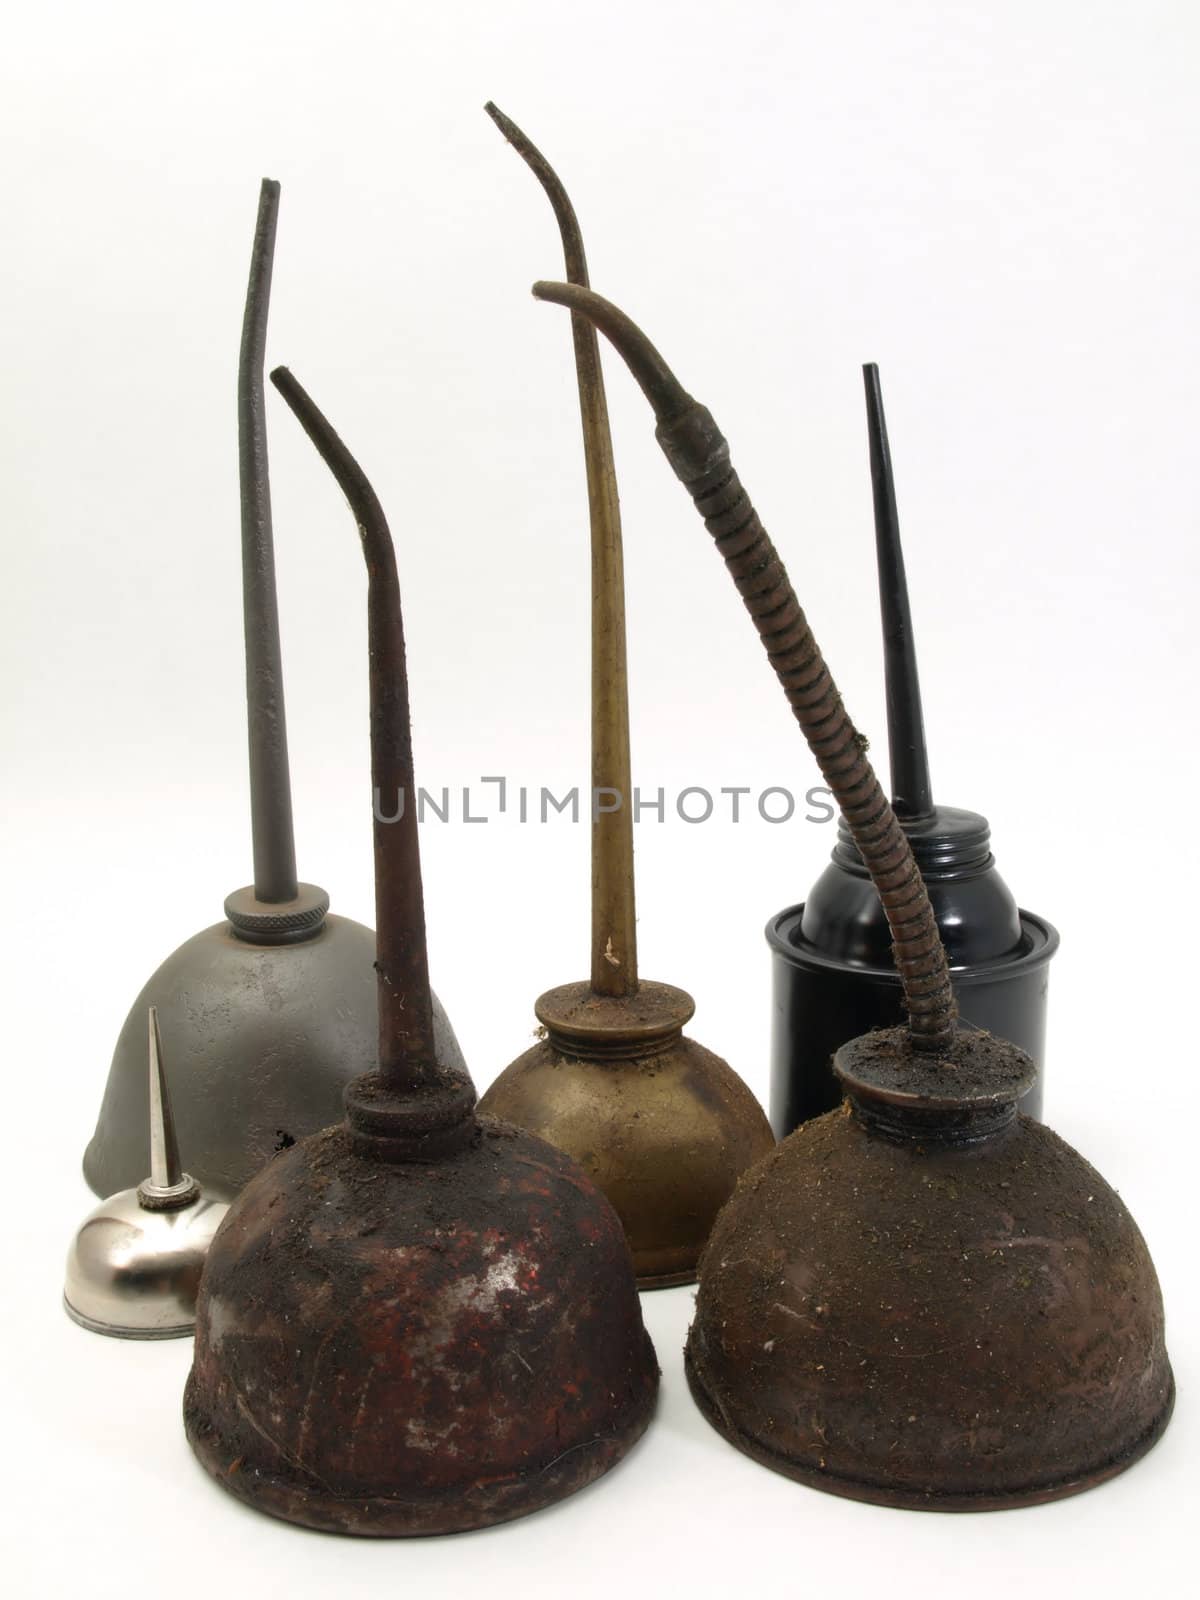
239;179;298;904
269;367;438;1084
532;280;957;1054
487;106;638;997
532;279;691;421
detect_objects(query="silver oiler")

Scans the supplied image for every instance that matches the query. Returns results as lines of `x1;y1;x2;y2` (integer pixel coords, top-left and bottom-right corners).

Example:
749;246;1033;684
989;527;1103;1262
65;1009;227;1338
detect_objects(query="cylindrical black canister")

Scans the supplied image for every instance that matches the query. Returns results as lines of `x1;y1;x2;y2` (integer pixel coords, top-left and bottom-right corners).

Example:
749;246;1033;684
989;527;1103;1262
767;808;1058;1135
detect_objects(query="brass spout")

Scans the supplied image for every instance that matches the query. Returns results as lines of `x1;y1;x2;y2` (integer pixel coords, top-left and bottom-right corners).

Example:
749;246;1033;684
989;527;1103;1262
488;103;637;996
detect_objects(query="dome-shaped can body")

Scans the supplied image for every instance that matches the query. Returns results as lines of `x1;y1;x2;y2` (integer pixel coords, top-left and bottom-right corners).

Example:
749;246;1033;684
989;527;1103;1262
482;1034;773;1286
185;1116;659;1536
84;914;465;1201
65;1187;228;1338
686;1090;1174;1511
480;981;775;1287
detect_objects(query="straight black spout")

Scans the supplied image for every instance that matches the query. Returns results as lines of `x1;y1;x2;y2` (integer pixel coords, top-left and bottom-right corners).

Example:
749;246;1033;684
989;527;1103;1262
863;364;933;822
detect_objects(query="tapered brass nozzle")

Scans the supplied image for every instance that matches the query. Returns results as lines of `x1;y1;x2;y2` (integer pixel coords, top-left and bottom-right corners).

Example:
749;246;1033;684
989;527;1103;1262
479;107;773;1287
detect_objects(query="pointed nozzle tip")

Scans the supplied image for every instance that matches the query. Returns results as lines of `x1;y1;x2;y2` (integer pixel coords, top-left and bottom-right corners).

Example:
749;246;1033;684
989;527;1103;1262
270;367;299;409
863;364;890;443
254;179;282;228
531;281;691;422
533;280;590;314
142;1008;199;1210
269;367;315;437
484;100;514;135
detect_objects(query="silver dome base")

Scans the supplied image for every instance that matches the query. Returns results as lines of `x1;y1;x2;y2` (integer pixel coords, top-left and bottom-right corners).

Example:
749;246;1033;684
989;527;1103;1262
64;1183;228;1339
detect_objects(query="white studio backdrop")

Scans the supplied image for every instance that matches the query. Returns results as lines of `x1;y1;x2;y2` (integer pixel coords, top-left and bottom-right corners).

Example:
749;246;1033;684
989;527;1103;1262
1;3;1196;1597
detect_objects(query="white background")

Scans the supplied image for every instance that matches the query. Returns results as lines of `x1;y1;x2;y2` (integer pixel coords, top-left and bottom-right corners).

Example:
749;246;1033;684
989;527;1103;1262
2;2;1196;1596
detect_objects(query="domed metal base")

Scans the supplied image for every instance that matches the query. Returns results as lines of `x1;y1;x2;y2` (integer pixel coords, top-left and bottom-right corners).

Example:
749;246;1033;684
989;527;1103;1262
479;980;775;1287
183;1117;659;1536
63;1297;196;1341
84;912;465;1199
64;1186;228;1340
686;1049;1174;1510
686;1347;1175;1512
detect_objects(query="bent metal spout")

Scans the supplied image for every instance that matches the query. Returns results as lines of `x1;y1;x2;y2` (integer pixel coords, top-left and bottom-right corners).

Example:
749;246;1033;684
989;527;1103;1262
477;105;773;1287
183;365;657;1538
534;279;1174;1509
532;281;956;1047
83;179;463;1202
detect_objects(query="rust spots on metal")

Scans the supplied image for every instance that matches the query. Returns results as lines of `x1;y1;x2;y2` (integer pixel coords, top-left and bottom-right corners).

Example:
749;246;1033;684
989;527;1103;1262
185;1120;658;1534
685;1028;1173;1509
185;359;658;1537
